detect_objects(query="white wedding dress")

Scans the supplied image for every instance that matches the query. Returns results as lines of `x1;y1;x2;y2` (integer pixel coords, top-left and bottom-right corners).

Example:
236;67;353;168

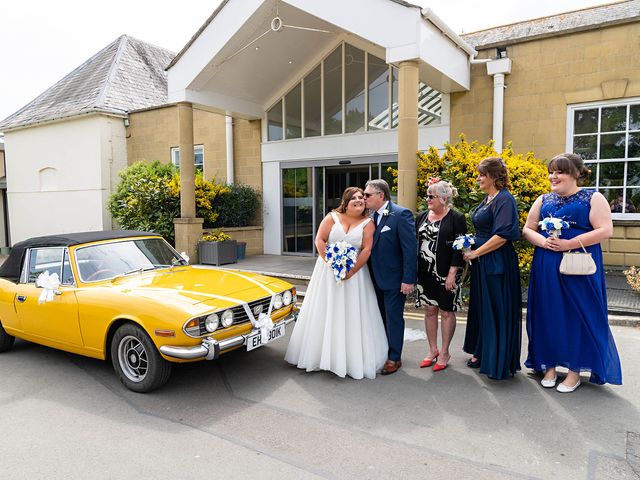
285;213;388;379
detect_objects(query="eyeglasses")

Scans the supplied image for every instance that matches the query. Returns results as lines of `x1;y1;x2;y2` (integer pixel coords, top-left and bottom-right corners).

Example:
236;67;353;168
363;192;379;198
426;194;438;200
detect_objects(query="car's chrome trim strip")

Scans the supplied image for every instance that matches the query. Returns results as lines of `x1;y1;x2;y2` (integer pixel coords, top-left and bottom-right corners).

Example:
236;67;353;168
160;311;297;361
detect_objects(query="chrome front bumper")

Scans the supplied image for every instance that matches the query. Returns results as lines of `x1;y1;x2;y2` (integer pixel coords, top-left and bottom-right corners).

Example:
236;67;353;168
159;311;298;361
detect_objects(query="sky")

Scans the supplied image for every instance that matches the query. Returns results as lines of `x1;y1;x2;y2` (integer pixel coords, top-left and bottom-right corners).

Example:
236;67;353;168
0;0;613;125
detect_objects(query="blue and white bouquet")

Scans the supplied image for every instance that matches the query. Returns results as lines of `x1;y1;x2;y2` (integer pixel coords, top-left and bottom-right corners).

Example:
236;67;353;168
539;216;570;238
452;234;476;253
453;234;476;264
325;241;358;283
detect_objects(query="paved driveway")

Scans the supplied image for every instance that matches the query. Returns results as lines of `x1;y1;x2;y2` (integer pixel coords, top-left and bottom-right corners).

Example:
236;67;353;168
1;320;638;479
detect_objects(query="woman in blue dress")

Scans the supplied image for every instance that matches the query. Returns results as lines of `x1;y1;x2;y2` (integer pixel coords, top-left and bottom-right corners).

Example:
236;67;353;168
523;153;622;392
462;157;522;380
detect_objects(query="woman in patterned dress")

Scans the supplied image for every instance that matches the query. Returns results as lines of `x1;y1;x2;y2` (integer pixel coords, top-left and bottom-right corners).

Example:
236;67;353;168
415;181;467;372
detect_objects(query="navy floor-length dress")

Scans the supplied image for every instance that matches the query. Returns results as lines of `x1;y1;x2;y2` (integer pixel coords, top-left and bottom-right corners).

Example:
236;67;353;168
525;190;622;385
463;190;522;380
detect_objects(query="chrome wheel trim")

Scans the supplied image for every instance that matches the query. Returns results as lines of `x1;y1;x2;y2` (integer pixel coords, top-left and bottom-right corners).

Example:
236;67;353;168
117;335;148;383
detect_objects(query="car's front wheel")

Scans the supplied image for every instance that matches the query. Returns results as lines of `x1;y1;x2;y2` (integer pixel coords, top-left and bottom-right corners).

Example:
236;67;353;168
110;323;172;393
0;321;15;353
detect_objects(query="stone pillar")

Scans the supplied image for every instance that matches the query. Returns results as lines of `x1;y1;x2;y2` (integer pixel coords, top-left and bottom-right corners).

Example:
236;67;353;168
174;102;203;260
397;60;419;210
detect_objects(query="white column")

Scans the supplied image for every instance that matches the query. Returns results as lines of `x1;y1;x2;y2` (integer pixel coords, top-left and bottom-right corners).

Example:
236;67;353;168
487;58;512;153
225;115;234;184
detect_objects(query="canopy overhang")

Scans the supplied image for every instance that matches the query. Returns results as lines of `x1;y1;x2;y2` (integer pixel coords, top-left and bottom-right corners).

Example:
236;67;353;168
167;0;475;119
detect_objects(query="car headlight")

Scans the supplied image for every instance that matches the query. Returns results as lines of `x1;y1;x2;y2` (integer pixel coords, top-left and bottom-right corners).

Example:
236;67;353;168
205;313;219;333
273;293;283;310
283;290;293;306
221;309;234;327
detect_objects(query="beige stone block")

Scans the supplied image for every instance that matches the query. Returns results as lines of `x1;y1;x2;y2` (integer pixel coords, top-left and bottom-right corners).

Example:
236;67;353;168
600;239;610;252
601;79;629;99
603;252;625;265
609;239;640;253
626;227;640;239
625;253;640;266
612;226;626;238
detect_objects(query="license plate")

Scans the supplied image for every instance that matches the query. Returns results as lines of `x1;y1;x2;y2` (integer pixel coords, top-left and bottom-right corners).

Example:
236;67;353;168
246;324;285;351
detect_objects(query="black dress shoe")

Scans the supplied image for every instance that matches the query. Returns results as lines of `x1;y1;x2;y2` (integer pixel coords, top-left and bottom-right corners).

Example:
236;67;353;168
466;358;480;369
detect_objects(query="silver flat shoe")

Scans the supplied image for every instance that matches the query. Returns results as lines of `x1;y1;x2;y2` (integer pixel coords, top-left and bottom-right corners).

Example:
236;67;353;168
541;375;557;388
557;379;581;393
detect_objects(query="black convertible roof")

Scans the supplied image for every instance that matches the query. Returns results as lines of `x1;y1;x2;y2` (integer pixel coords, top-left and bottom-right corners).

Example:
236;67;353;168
0;230;160;283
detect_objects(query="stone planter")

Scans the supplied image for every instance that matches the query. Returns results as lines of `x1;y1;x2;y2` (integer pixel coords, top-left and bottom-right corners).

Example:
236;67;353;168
198;240;237;265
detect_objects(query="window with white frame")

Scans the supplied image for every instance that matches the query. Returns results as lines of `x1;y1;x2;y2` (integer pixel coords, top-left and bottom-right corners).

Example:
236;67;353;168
266;42;442;141
569;99;640;218
171;145;204;173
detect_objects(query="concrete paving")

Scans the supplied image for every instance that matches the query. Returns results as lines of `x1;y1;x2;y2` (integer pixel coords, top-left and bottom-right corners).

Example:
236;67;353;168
1;318;638;479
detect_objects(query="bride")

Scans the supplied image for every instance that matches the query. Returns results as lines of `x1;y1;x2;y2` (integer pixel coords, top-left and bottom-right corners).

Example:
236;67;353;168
285;187;388;379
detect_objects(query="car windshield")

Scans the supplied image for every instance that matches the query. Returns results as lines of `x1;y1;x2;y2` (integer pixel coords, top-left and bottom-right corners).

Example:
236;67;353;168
75;238;185;282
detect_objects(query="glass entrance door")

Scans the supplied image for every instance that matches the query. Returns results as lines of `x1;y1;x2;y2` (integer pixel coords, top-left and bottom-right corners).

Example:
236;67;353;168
282;161;397;256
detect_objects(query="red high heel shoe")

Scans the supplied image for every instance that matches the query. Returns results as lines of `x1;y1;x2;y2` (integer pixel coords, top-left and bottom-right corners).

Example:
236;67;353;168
419;352;439;368
433;362;448;372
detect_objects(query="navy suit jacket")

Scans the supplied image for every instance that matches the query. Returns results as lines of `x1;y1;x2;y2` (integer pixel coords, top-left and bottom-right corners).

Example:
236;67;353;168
369;201;418;291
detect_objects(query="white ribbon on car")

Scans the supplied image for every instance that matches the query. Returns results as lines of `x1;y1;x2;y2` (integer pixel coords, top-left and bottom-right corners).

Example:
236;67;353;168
180;251;190;263
253;312;274;344
36;271;61;304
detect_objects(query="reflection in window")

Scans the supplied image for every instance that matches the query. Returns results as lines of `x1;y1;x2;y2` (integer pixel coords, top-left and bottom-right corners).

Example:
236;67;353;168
304;66;321;137
285;83;302;139
367;54;390;130
418;82;442;126
345;44;365;133
391;66;399;128
282;168;313;254
324;45;343;135
572;101;640;215
268;100;283;141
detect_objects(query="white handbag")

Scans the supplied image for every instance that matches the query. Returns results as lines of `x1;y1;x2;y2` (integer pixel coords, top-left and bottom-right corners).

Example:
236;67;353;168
559;238;597;275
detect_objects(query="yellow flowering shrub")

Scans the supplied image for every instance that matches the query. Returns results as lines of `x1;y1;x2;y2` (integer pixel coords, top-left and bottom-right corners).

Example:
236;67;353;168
391;134;551;285
624;266;640;293
202;230;232;243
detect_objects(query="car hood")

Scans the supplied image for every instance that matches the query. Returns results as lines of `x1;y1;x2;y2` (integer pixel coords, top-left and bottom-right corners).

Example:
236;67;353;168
110;266;291;307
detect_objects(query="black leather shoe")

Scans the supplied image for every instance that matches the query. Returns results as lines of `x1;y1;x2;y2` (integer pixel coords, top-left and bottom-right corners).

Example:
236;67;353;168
466;358;480;369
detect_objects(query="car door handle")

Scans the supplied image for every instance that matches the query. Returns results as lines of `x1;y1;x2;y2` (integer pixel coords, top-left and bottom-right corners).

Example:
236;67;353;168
16;295;27;303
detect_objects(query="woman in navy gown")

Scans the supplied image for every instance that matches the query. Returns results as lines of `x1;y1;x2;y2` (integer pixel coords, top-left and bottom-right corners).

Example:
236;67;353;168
523;153;621;392
463;157;522;380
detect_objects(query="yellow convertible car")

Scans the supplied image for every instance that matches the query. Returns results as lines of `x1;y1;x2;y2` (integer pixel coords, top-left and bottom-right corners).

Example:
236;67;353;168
0;231;297;392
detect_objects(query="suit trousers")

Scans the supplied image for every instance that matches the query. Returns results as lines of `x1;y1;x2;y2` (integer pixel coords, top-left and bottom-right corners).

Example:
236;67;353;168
374;285;406;362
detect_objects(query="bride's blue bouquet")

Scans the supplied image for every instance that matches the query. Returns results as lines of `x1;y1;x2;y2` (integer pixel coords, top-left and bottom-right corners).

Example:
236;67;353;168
325;241;358;283
539;216;570;238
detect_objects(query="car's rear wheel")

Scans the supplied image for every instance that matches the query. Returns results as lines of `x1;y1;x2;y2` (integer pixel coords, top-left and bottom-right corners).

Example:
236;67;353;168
0;321;15;352
110;323;172;393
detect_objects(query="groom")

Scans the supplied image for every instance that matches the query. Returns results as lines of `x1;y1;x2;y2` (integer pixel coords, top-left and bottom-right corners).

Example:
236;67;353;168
364;179;417;375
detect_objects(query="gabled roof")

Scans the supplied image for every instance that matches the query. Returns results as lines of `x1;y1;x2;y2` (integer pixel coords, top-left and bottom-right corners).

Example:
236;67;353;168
463;0;640;49
0;35;175;132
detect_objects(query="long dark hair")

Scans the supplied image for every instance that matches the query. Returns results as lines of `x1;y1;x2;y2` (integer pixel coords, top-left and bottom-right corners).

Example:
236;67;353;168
334;187;368;217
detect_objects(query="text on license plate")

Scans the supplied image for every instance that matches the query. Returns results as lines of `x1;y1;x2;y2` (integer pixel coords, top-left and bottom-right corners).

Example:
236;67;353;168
246;324;285;351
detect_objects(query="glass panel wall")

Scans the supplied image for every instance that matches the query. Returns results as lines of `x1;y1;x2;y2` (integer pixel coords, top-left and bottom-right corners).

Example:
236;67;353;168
324;45;343;135
367;54;390;130
345;44;365;133
282;167;314;254
304;65;322;137
267;100;283;141
266;42;443;141
285;83;302;139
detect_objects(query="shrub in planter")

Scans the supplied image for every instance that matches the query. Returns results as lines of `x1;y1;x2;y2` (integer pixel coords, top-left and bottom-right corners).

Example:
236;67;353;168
212;183;260;227
109;161;229;243
199;231;237;265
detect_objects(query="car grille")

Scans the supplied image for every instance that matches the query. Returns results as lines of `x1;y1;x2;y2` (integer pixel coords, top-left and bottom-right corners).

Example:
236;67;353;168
230;295;272;325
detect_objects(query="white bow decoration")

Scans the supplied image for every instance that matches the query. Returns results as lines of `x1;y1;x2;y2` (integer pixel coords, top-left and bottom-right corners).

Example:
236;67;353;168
254;312;274;343
180;252;190;263
36;271;61;304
